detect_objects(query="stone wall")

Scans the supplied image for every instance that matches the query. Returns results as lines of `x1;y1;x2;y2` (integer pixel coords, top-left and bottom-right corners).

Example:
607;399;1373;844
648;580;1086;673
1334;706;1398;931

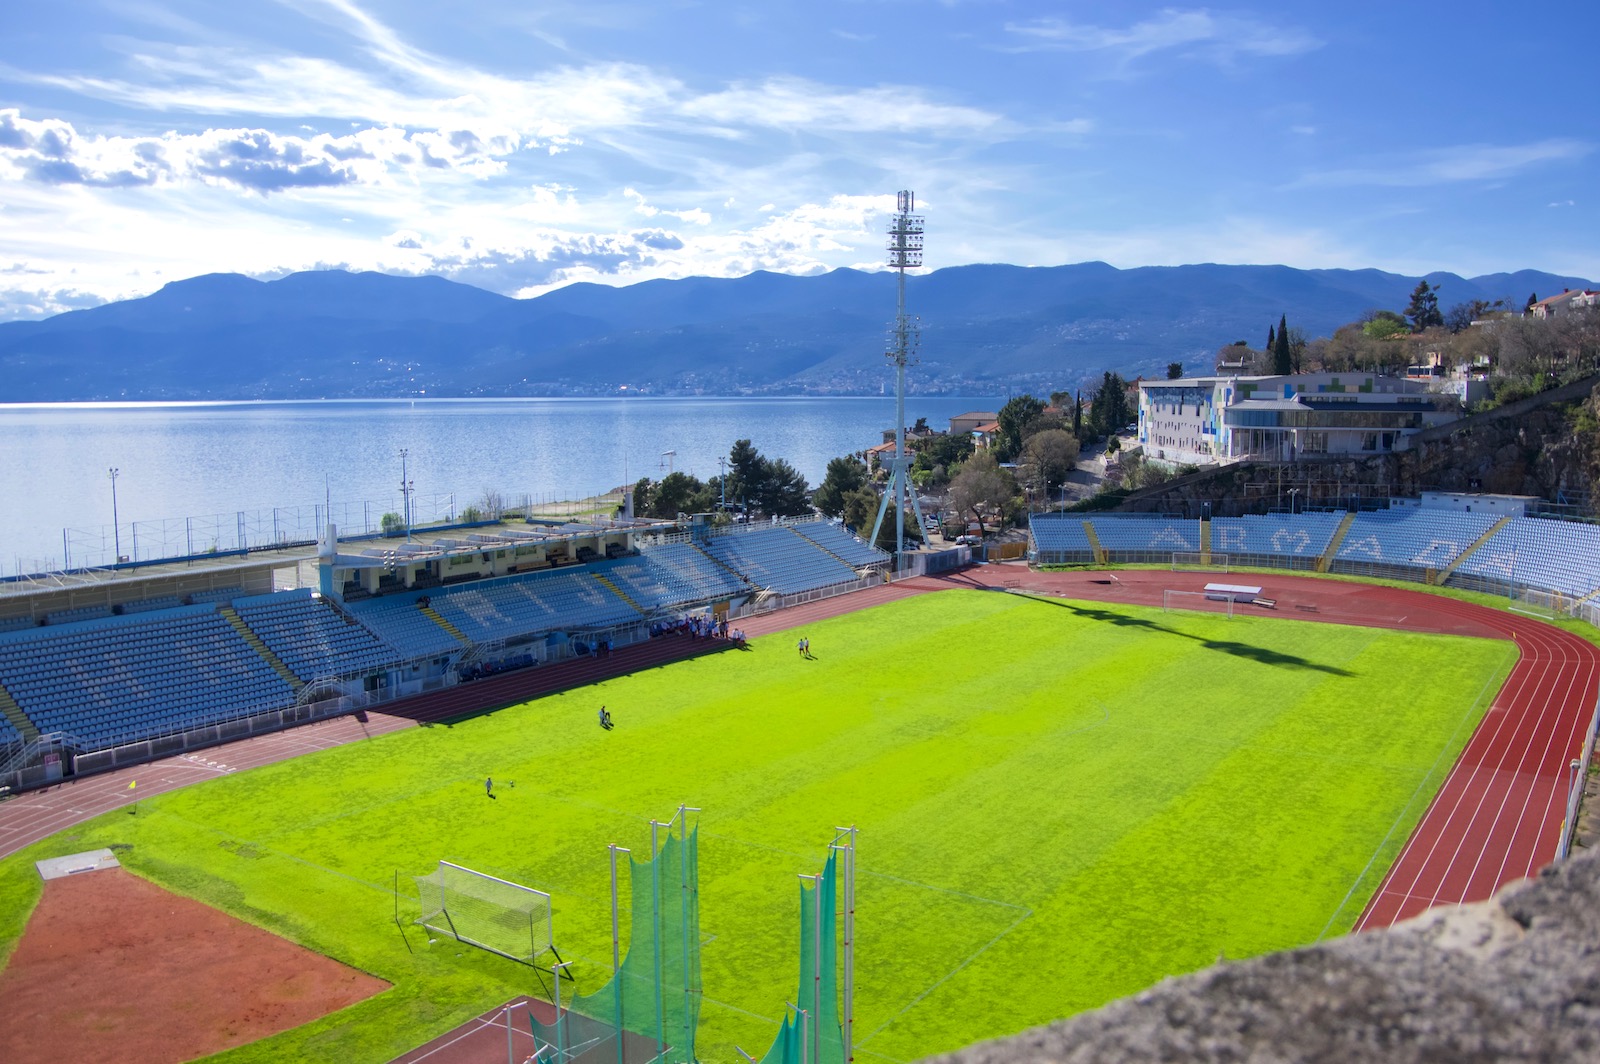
928;848;1600;1064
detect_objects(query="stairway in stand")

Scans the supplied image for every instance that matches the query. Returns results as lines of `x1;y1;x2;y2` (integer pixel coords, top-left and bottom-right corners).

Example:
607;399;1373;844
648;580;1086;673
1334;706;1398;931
372;632;737;726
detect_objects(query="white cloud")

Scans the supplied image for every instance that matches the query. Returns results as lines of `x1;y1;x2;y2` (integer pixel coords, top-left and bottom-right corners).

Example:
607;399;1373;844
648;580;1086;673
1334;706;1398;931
1002;9;1320;67
1297;139;1593;188
0;109;527;192
680;77;1007;136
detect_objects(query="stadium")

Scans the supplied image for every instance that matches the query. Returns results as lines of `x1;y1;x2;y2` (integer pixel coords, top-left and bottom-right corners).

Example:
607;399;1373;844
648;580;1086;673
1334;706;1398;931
1;501;1598;1064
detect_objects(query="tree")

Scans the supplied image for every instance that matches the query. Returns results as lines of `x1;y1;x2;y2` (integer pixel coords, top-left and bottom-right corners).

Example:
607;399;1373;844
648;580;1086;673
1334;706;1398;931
813;455;867;517
645;472;711;518
1017;428;1081;502
1266;324;1276;354
947;451;1018;532
1362;310;1410;341
994;394;1045;462
631;477;653;517
909;432;973;487
755;457;810;517
1526;292;1538;315
1087;372;1132;437
1273;313;1292;375
726;439;764;508
840;486;914;551
1166;361;1184;379
1405;281;1444;332
380;512;404;535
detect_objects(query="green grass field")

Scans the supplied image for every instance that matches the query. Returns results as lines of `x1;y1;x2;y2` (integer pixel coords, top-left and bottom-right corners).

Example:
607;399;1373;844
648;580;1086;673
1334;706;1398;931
0;589;1516;1063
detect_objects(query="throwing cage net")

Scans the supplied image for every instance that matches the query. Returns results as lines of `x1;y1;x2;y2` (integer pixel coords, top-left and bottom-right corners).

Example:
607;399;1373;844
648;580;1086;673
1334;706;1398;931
531;816;701;1064
754;830;854;1064
414;861;554;965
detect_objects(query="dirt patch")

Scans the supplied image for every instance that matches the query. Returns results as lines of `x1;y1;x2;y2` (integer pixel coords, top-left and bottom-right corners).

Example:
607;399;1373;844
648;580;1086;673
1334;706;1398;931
0;867;388;1064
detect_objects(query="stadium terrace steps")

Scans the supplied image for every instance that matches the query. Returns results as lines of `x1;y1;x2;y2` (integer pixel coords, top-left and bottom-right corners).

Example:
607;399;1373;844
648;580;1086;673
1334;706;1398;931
594;574;643;612
419;605;467;644
0;684;38;742
1084;522;1107;565
220;606;301;687
1436;514;1513;584
1318;513;1357;572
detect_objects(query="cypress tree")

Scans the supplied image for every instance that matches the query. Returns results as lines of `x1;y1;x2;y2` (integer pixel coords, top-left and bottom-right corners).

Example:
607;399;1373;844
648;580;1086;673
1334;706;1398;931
1274;314;1292;375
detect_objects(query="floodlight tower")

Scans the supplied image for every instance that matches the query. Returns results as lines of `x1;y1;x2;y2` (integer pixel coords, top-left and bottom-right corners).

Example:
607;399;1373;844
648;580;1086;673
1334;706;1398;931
870;190;930;562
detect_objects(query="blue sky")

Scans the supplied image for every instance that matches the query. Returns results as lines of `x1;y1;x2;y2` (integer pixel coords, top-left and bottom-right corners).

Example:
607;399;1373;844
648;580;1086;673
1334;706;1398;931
1;0;1594;321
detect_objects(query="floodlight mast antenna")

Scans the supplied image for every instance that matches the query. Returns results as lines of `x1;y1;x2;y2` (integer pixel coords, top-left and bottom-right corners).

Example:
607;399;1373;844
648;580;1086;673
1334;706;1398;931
870;190;930;564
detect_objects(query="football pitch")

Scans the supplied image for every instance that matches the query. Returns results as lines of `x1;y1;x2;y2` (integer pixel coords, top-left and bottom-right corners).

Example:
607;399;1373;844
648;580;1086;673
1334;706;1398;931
0;589;1516;1062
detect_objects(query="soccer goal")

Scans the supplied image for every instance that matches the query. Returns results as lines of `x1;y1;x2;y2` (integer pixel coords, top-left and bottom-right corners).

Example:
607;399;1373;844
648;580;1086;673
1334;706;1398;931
1171;552;1229;573
1161;589;1234;618
414;860;555;965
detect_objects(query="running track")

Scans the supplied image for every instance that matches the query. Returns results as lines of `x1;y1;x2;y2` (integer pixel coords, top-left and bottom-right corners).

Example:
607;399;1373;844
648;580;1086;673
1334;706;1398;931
1;567;1594;933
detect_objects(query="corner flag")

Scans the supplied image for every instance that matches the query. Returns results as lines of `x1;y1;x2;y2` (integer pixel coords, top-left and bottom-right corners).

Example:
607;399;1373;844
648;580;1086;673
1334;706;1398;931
128;780;136;790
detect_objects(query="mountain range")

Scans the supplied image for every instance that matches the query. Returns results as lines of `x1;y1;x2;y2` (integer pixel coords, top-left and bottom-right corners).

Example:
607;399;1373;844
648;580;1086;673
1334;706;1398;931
1;262;1593;401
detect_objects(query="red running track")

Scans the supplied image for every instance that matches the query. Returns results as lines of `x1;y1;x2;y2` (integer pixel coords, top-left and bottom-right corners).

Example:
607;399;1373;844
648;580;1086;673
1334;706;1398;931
920;565;1600;931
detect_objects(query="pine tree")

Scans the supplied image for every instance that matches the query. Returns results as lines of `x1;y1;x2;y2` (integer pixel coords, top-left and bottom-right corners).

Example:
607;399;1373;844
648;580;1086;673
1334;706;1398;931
1525;292;1538;315
1266;325;1276;354
1405;281;1444;331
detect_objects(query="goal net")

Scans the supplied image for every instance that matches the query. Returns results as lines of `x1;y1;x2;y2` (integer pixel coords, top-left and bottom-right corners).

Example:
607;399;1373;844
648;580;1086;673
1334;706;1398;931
1161;589;1235;618
414;860;553;964
1172;552;1229;572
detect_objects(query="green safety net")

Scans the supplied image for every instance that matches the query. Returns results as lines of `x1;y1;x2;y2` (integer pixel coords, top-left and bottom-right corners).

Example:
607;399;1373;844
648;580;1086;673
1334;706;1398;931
531;827;701;1064
759;850;844;1064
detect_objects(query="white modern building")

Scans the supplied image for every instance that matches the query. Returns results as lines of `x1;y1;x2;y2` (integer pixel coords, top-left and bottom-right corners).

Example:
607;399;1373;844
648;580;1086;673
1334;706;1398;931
1138;373;1461;465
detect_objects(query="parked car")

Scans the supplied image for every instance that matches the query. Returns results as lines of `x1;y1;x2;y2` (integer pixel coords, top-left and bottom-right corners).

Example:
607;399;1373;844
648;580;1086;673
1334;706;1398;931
955;534;982;545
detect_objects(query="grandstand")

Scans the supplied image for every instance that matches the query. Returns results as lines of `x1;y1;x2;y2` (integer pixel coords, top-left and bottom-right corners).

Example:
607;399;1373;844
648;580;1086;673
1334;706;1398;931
1088;515;1202;558
0;513;887;792
0;605;297;750
1331;509;1502;577
1029;503;1600;612
699;523;882;594
1451;517;1600;599
1209;513;1344;567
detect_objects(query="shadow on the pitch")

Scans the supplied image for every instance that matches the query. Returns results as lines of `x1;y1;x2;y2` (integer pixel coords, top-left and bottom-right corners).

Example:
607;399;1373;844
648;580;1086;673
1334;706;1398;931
1008;593;1353;676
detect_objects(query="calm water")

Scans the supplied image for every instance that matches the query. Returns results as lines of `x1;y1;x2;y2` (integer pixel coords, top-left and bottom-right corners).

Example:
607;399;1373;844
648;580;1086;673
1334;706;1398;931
0;397;999;574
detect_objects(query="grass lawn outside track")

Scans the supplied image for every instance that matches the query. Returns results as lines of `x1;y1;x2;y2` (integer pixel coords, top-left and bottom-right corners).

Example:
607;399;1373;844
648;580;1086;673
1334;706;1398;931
0;589;1516;1063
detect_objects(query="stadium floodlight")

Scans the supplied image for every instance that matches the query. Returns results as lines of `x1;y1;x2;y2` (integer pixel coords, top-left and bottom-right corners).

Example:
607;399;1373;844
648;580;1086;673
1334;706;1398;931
870;190;931;564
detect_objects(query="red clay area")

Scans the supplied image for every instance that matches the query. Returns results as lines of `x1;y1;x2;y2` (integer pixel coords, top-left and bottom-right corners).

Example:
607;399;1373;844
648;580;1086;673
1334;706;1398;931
917;565;1600;930
0;867;388;1064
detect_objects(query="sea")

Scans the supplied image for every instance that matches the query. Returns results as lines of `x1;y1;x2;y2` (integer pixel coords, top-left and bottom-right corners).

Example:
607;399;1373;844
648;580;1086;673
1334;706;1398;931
0;396;1000;576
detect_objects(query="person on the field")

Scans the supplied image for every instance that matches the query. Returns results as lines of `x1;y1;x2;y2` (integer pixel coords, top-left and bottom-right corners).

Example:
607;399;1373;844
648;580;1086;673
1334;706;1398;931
485;776;493;797
598;705;614;730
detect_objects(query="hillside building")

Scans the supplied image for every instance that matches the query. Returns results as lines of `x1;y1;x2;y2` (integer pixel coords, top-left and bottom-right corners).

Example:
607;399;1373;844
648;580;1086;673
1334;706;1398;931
1530;289;1600;320
1137;373;1460;466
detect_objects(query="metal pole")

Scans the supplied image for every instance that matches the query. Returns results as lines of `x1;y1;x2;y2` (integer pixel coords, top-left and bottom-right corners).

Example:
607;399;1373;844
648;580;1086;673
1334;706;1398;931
610;843;629;1064
799;873;821;1064
651;819;665;1063
835;826;856;1064
108;467;121;563
507;1001;514;1064
553;960;569;1061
